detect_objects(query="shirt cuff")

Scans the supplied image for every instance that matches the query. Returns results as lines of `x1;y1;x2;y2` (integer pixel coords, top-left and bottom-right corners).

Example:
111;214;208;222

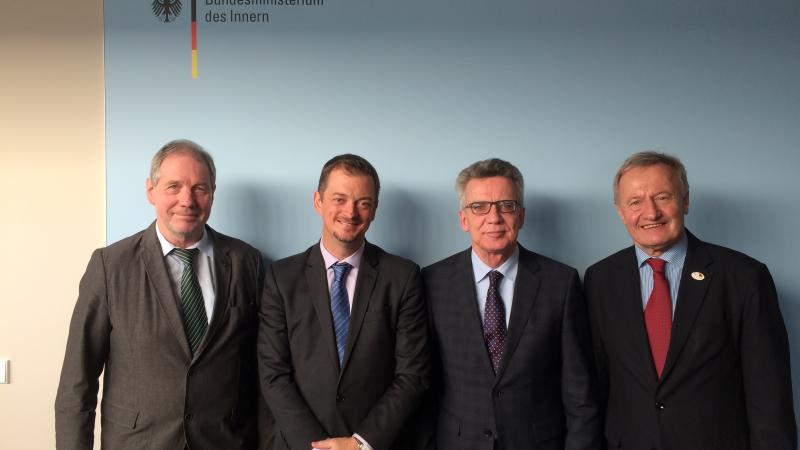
353;433;373;450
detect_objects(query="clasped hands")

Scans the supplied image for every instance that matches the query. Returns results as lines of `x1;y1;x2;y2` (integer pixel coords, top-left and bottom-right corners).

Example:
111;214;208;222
311;436;360;450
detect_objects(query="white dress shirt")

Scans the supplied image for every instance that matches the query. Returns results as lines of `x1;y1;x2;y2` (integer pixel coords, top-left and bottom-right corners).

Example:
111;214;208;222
155;224;216;322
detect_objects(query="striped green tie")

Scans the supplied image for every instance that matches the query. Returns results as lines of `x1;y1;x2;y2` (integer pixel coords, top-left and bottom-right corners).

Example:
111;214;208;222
171;248;208;354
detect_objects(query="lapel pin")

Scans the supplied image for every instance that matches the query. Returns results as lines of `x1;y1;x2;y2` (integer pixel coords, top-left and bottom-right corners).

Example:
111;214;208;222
691;272;705;281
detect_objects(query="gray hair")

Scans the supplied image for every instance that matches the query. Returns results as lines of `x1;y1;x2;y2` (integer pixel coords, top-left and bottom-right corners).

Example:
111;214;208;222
455;158;524;207
149;139;216;189
613;151;688;204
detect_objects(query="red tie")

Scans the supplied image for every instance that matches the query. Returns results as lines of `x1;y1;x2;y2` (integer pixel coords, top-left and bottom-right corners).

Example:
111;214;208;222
644;258;671;378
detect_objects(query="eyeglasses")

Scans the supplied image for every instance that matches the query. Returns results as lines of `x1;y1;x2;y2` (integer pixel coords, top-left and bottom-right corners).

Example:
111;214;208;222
463;200;520;215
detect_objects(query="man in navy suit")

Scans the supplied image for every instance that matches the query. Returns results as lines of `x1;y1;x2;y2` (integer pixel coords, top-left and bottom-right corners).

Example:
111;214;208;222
584;151;796;449
422;158;600;450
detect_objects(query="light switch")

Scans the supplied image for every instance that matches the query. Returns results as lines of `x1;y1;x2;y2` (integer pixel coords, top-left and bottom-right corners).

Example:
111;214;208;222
0;360;8;384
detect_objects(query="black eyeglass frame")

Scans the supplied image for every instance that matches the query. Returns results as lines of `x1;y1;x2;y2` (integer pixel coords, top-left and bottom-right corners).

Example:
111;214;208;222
462;200;521;215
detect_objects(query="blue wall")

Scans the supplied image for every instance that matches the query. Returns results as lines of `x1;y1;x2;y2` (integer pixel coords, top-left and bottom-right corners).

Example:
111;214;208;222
106;0;800;415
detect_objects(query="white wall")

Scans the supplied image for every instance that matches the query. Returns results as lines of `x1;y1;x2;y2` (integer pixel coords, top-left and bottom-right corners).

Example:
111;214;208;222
0;0;104;447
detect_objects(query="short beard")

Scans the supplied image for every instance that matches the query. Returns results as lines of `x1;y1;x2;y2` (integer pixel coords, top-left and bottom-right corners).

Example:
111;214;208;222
167;223;204;241
333;230;362;245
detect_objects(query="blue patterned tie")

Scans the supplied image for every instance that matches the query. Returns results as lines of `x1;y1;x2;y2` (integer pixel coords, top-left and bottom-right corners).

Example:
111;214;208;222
483;270;507;373
330;262;352;367
171;248;208;355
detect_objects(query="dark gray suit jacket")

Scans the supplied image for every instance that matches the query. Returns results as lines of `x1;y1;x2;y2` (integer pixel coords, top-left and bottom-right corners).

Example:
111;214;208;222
55;223;267;450
422;245;601;450
257;242;429;450
584;230;796;450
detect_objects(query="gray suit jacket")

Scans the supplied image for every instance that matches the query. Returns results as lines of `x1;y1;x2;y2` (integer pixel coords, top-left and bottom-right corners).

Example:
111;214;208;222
585;230;796;450
258;242;429;450
422;245;601;450
55;223;267;450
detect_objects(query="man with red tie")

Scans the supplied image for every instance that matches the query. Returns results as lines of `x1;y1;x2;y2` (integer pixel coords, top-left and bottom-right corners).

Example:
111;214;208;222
584;151;797;449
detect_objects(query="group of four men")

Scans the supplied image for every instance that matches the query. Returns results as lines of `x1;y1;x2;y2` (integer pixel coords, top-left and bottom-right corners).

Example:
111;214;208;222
55;139;796;450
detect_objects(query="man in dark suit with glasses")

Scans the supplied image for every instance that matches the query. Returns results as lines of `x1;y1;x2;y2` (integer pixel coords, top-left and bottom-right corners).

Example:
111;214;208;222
420;158;601;450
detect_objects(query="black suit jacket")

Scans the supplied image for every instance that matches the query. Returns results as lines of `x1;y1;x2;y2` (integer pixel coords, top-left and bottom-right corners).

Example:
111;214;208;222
584;230;797;450
55;223;267;450
422;245;601;450
258;242;429;450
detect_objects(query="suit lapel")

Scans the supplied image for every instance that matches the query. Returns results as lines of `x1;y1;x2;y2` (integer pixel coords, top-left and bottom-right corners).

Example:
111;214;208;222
140;222;193;358
195;227;231;358
305;244;342;369
498;246;540;380
614;247;658;382
661;232;713;381
342;242;378;373
452;249;498;377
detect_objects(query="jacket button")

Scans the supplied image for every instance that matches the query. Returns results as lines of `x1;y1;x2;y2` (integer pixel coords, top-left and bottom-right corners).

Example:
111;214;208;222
483;429;493;437
336;394;345;402
655;402;665;410
184;413;192;422
493;389;502;397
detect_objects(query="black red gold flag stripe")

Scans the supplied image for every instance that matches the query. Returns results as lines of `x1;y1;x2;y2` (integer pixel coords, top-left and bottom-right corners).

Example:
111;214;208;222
191;0;198;78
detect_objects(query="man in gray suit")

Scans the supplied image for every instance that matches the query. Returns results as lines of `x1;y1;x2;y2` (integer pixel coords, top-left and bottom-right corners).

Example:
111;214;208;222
55;140;267;449
258;154;429;450
422;158;600;450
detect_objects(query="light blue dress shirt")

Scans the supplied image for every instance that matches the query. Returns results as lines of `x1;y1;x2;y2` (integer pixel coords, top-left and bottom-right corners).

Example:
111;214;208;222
635;231;688;316
471;246;519;326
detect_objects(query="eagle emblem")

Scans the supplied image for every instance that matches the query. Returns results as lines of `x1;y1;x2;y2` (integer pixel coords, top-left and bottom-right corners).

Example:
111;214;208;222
152;0;183;23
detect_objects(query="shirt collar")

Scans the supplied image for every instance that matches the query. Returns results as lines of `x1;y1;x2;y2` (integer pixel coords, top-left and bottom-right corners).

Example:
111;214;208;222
319;239;365;270
155;223;213;257
635;230;688;267
471;245;519;284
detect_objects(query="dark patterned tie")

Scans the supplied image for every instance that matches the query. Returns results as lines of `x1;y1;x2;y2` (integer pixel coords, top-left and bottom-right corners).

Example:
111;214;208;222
644;258;671;378
330;262;352;368
483;270;507;373
171;248;208;354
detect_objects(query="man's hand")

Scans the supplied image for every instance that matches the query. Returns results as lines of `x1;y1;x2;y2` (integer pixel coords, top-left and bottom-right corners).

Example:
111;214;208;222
311;436;361;450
